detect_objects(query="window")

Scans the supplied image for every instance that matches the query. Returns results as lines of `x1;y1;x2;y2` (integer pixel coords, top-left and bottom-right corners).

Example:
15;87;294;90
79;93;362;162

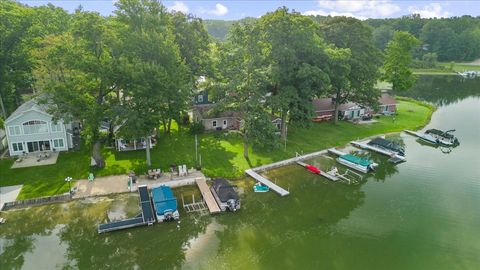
212;120;217;127
23;120;48;135
8;126;21;136
53;139;64;148
223;120;227;126
198;95;203;103
383;105;389;112
51;122;62;132
12;142;23;152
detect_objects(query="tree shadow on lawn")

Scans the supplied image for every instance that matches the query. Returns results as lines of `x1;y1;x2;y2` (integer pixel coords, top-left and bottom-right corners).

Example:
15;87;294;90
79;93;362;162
198;136;241;178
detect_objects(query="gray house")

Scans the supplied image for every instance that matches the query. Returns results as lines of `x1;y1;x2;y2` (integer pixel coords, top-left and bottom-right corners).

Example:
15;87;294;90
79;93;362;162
5;99;77;156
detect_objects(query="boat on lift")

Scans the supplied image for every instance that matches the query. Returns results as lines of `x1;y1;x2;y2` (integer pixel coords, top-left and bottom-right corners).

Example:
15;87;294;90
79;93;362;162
404;130;439;145
296;161;339;181
425;129;459;146
210;178;241;212
328;148;378;173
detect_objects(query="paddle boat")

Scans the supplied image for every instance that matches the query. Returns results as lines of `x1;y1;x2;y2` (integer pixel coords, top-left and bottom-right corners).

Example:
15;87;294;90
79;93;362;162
253;182;270;192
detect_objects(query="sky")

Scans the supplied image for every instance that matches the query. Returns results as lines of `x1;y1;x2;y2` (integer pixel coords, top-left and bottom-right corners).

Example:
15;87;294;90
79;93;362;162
17;0;480;20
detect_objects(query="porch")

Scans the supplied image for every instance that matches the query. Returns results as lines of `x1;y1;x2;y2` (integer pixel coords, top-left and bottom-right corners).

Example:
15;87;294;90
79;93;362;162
116;137;155;151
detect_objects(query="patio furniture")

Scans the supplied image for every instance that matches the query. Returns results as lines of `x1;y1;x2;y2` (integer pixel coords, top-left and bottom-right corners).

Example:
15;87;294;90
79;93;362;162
88;173;95;182
148;170;156;179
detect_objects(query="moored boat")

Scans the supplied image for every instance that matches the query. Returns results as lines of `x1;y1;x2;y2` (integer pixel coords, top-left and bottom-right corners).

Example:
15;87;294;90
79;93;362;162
151;186;179;222
337;154;377;173
253;182;270;192
425;129;459;146
367;137;405;157
210;178;241;212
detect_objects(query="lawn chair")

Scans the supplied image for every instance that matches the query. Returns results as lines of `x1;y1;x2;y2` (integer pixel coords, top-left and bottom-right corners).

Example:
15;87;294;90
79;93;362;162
183;165;187;175
88;173;95;182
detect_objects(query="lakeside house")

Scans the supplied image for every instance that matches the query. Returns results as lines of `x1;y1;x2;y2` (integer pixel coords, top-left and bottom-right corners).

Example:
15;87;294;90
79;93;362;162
4;99;79;156
192;104;241;131
312;93;397;121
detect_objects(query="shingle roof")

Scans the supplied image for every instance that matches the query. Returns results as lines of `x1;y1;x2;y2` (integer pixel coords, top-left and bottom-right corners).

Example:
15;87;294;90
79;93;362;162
379;94;397;105
312;98;358;112
5;99;51;123
193;104;241;119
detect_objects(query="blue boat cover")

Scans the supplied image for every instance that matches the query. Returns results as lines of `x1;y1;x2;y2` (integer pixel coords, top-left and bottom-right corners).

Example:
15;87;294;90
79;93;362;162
151;186;177;215
340;154;371;167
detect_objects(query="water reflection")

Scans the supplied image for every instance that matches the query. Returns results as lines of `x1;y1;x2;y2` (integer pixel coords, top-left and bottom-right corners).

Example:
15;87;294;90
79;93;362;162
404;76;480;106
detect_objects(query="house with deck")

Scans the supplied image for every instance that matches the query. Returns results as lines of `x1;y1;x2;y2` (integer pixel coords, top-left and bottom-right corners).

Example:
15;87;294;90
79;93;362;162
5;99;79;156
113;123;156;151
312;94;397;121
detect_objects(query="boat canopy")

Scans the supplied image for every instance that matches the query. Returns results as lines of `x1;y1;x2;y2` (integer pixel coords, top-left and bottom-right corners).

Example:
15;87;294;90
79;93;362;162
426;129;455;139
340;154;371;167
151;186;177;215
368;137;405;155
212;178;239;202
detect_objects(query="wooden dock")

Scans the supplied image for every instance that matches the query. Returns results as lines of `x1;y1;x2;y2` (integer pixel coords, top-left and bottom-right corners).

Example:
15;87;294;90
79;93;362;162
245;169;290;196
195;179;221;214
328;148;347;156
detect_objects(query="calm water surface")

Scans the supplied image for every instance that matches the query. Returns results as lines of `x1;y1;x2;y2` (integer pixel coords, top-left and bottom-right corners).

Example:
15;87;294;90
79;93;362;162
1;76;479;269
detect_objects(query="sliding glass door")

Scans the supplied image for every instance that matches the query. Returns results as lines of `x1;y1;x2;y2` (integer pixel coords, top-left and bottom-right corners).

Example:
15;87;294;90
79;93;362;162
27;141;51;153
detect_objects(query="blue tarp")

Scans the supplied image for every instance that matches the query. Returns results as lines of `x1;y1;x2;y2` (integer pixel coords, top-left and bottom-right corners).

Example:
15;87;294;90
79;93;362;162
151;186;177;215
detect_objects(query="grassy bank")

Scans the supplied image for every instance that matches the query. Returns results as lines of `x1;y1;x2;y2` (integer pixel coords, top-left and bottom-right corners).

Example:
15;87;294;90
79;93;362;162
0;100;433;199
413;62;480;75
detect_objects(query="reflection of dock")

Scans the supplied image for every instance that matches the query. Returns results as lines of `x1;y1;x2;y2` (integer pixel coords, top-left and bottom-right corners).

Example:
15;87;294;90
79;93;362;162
245;169;290;196
350;141;406;163
195;179;221;214
98;185;155;233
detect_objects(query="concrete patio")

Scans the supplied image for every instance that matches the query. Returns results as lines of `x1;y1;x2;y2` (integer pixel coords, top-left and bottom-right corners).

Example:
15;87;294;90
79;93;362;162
73;169;205;199
0;185;23;210
11;152;59;168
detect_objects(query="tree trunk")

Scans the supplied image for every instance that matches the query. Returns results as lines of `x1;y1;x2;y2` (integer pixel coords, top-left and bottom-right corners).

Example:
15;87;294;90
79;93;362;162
333;90;341;125
280;109;287;140
162;120;167;134
167;118;172;134
145;135;151;167
243;133;249;159
0;93;7;119
92;140;105;168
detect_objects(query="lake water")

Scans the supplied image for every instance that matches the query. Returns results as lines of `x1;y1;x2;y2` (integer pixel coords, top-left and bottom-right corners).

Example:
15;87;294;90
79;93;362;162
1;76;479;269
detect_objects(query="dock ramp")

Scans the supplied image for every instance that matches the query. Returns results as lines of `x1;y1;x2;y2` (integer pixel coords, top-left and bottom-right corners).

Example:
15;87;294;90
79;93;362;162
245;169;289;196
195;178;221;214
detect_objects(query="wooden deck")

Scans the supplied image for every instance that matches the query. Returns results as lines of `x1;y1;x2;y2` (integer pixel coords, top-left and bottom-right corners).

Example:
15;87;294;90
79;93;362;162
195;179;221;214
245;169;290;196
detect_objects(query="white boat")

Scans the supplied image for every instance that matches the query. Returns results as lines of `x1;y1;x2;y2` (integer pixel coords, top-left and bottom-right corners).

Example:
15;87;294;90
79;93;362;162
404;130;438;145
425;129;459;146
328;148;378;173
457;71;480;79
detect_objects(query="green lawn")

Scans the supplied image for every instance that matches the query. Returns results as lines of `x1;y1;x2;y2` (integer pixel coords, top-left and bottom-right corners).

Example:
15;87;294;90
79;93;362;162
0;99;433;199
413;62;480;75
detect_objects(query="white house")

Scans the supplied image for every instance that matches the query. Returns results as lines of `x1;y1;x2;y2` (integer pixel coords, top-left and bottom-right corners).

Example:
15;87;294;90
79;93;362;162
5;99;76;156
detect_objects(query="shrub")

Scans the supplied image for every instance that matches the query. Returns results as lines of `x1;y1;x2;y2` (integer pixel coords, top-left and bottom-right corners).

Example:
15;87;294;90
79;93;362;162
189;121;204;135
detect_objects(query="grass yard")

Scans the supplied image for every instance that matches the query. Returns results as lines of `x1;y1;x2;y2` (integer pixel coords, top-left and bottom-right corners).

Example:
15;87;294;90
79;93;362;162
0;99;433;199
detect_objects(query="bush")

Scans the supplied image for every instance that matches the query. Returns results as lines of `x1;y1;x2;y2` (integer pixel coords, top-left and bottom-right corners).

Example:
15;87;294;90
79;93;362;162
189;121;204;135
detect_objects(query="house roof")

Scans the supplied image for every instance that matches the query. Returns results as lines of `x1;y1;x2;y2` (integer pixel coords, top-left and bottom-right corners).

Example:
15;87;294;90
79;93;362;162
5;98;51;123
312;98;358;112
379;93;397;105
193;104;241;119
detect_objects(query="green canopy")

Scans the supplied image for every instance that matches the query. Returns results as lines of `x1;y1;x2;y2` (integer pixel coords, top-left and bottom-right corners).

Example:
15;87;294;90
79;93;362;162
340;154;371;167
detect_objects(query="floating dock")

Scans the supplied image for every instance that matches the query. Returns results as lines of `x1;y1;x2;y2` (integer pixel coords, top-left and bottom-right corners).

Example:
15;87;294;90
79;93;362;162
98;185;155;233
245;169;290;196
350;141;406;163
195;178;221;214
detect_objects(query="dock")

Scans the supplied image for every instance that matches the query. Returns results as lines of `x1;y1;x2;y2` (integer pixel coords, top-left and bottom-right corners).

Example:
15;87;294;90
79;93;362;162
245;169;290;196
350;141;406;163
98;185;155;233
328;148;347;157
195;178;221;214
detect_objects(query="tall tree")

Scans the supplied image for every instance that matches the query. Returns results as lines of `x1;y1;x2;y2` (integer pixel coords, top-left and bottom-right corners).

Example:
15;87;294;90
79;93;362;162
216;23;277;158
260;8;330;137
320;16;383;124
383;31;420;93
34;11;118;167
114;0;191;165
